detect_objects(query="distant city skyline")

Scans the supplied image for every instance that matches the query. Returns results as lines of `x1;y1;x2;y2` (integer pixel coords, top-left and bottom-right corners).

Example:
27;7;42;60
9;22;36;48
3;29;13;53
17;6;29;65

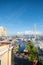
0;0;43;35
17;31;42;35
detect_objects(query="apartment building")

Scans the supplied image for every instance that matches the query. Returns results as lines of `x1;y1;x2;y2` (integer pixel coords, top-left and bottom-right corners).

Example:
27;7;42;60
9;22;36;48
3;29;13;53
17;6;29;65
0;42;13;65
0;26;7;36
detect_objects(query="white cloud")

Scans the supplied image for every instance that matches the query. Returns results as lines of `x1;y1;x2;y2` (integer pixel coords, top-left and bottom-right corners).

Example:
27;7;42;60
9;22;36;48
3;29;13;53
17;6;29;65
17;30;42;35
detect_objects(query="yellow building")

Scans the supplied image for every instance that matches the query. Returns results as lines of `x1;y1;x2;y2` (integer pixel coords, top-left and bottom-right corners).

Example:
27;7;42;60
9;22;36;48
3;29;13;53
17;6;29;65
0;42;13;65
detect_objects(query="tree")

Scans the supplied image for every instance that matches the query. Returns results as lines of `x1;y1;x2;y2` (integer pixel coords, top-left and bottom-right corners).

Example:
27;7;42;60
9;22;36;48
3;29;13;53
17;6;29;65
26;41;39;65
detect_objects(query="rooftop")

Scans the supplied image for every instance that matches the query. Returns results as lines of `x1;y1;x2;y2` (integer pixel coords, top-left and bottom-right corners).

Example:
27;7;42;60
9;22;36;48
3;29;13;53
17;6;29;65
0;42;10;46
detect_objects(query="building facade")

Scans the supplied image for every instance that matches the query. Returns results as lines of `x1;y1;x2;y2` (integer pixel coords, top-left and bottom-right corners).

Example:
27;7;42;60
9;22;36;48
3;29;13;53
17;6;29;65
0;42;13;65
0;26;7;36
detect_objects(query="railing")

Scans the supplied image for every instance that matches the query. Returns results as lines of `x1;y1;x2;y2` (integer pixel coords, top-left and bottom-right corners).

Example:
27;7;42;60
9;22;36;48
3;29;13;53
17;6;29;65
0;46;13;56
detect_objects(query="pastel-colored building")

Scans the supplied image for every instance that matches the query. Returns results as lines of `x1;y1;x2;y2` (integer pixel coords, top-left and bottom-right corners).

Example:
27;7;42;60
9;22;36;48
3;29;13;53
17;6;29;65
0;42;13;65
0;26;7;36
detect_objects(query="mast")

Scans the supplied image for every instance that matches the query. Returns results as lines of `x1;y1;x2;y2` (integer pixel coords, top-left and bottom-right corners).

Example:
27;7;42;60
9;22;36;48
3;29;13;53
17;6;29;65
34;24;36;39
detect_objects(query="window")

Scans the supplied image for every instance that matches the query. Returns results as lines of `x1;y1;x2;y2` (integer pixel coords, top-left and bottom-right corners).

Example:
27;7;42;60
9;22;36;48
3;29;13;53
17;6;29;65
0;60;1;65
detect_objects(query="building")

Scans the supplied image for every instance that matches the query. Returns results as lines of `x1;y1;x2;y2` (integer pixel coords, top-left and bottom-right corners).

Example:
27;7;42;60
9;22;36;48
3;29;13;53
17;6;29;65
0;42;13;65
0;26;7;36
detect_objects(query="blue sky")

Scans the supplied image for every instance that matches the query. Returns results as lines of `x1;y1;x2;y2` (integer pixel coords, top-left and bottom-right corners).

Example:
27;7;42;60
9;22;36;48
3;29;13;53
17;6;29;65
0;0;43;35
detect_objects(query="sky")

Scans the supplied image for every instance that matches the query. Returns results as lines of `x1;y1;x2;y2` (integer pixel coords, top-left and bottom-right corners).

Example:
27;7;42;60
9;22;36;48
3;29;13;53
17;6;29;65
0;0;43;35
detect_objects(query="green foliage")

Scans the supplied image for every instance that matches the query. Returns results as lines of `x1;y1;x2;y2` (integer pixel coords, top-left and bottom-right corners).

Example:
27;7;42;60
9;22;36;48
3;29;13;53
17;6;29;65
26;41;37;53
28;52;39;61
26;41;39;61
29;53;37;61
39;61;43;65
